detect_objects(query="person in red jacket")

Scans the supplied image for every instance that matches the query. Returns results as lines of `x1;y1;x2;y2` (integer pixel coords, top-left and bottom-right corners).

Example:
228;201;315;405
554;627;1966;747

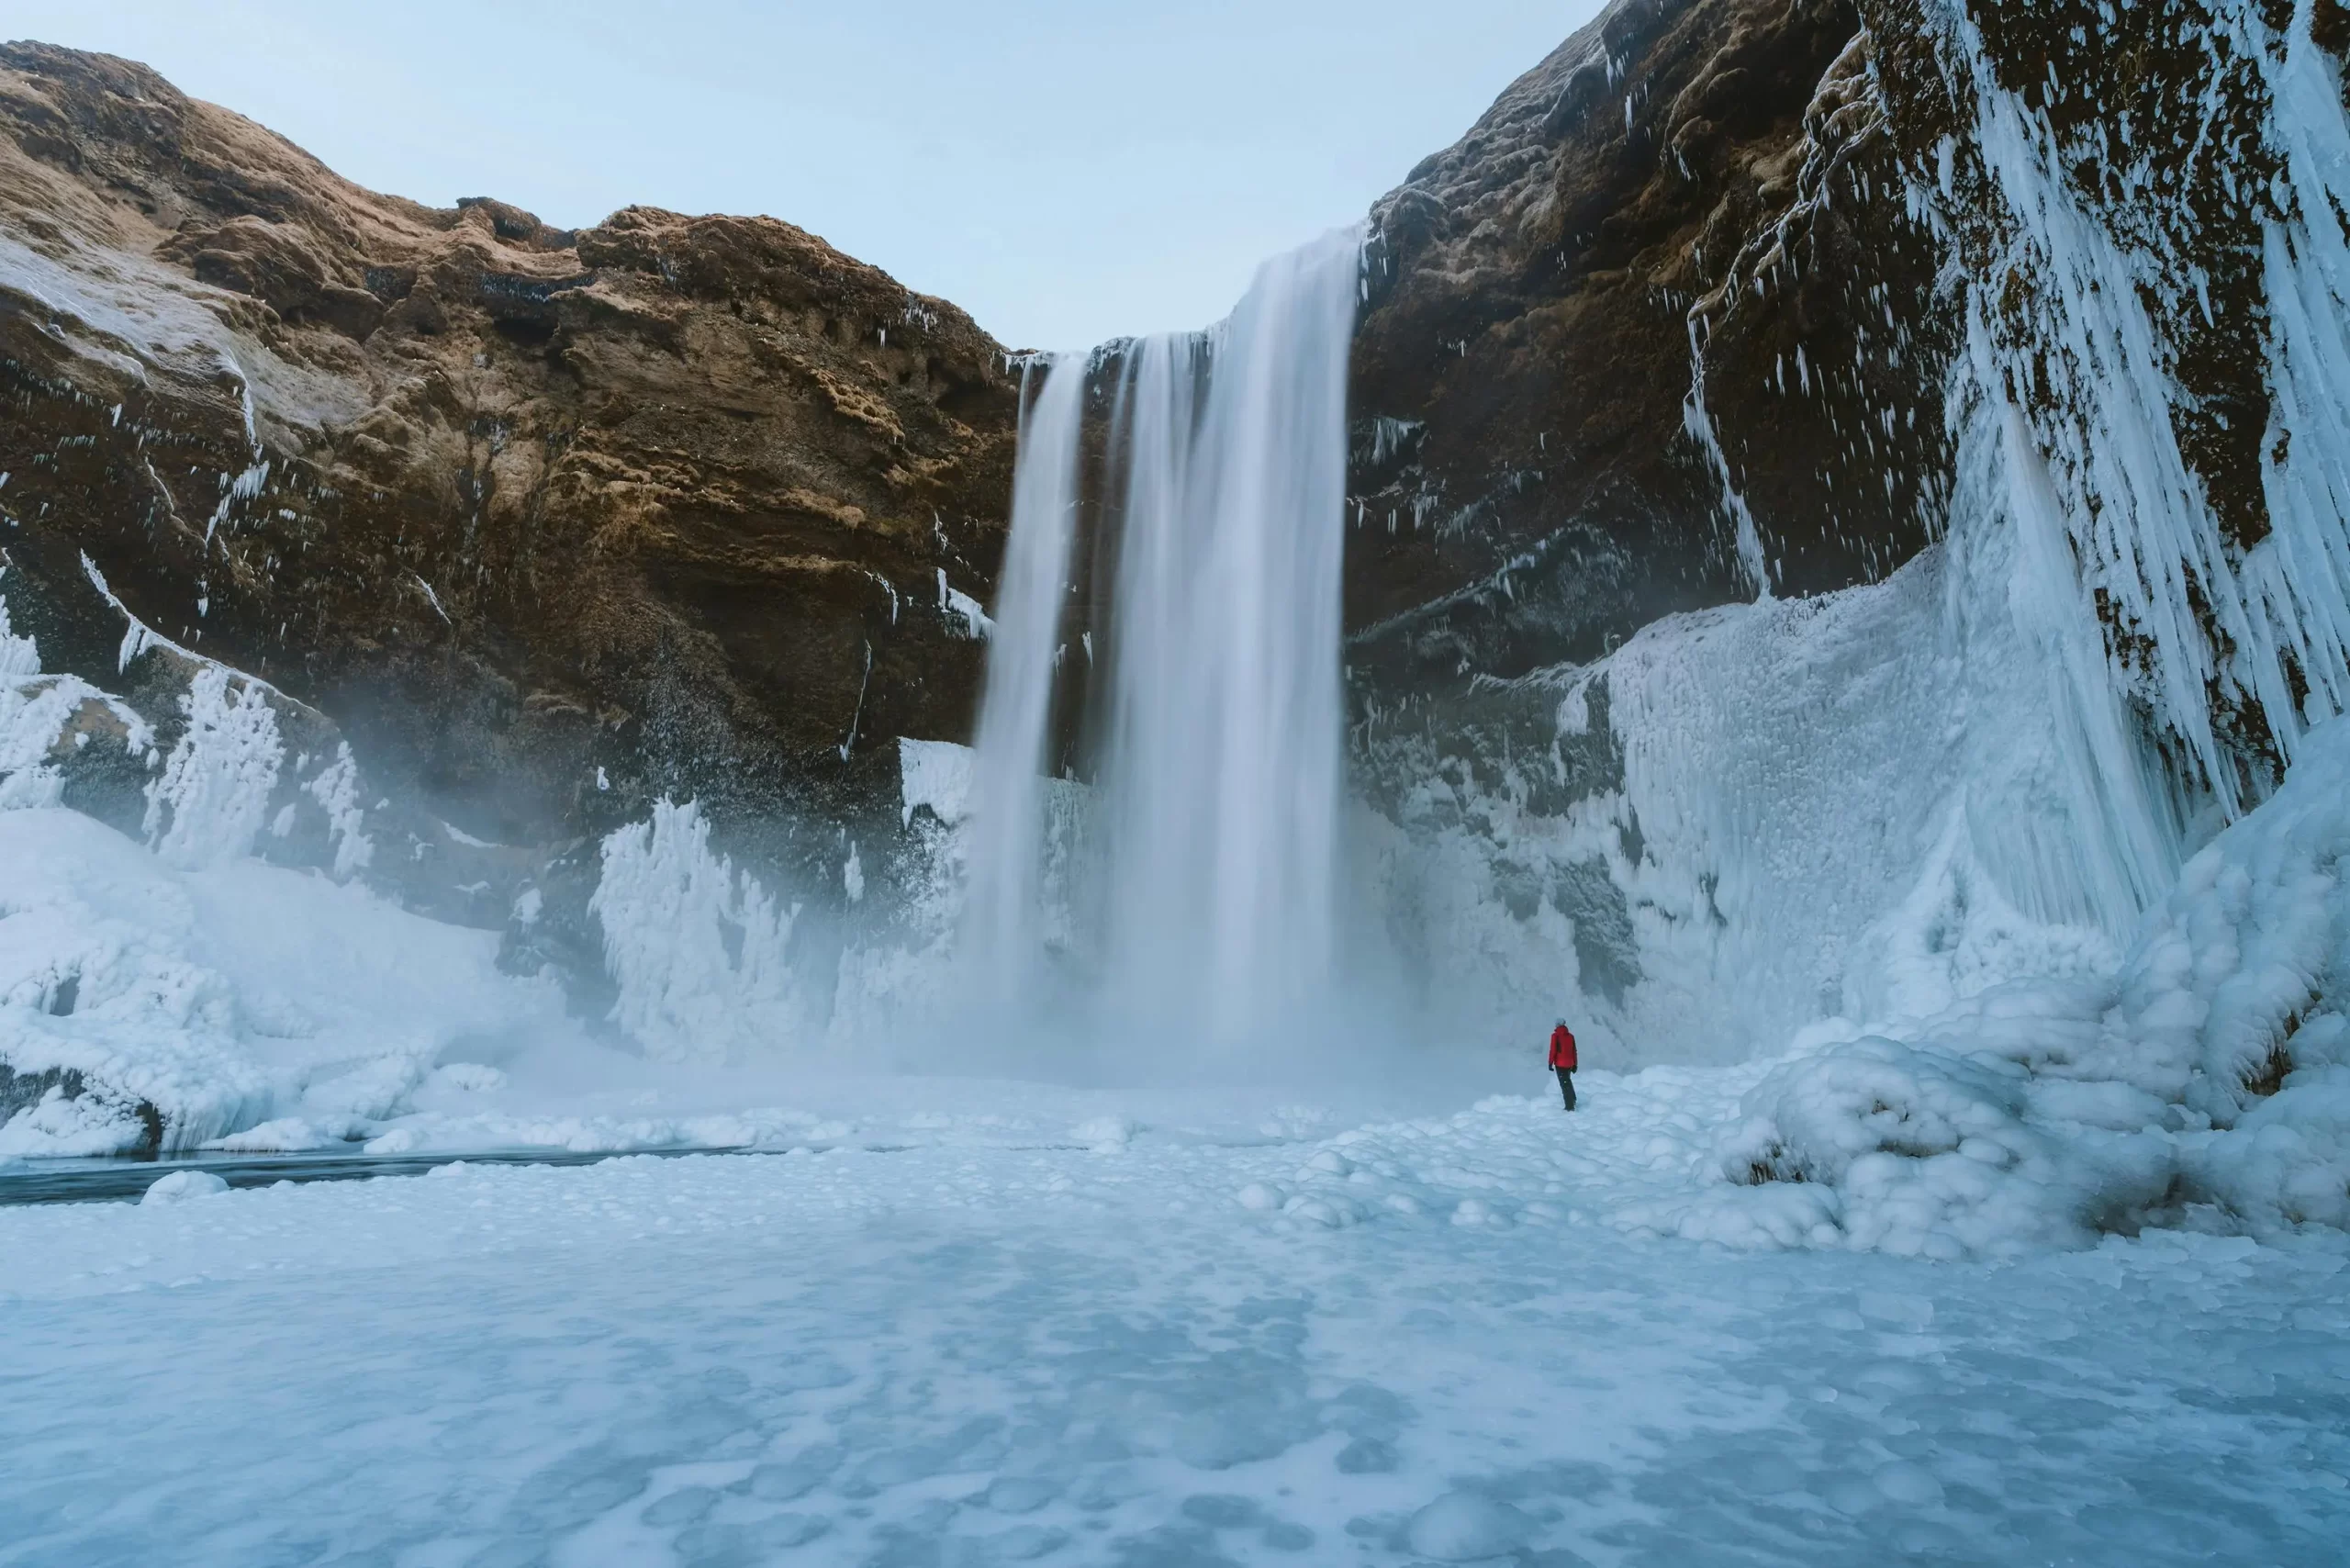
1548;1019;1579;1112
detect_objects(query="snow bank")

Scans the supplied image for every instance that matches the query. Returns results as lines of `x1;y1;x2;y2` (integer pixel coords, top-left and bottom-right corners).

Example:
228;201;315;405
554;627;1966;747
0;810;271;1153
1710;1033;2170;1258
0;807;568;1155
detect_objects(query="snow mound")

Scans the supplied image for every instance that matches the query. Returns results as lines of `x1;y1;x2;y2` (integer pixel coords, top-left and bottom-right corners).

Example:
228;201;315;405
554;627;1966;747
0;808;567;1156
1700;719;2350;1251
1405;1492;1532;1561
140;1169;229;1204
2121;719;2350;1232
1715;1035;2169;1258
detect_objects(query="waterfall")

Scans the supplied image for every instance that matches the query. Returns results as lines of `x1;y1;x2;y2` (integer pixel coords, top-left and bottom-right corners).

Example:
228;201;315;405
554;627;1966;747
968;229;1360;1047
962;353;1086;1008
1101;231;1360;1040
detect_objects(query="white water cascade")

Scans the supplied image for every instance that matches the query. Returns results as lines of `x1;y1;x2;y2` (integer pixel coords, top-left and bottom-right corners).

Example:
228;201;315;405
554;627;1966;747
966;229;1360;1047
961;353;1086;1010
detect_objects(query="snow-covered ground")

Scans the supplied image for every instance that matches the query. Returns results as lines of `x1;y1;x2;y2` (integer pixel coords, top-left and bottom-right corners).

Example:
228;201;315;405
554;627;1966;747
9;667;2350;1566
6;1079;2347;1567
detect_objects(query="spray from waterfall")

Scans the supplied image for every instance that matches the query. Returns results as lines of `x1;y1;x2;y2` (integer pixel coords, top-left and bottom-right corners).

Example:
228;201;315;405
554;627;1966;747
966;229;1361;1047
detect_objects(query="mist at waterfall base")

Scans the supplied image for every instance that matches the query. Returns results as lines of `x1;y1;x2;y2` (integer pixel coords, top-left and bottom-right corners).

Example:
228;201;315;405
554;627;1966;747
951;228;1441;1088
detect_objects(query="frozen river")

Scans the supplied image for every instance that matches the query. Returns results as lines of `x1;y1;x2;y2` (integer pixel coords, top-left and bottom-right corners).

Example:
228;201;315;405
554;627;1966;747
5;1074;2344;1568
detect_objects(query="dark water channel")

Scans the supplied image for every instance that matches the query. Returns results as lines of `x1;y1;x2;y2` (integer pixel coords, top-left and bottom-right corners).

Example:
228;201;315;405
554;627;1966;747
0;1143;902;1207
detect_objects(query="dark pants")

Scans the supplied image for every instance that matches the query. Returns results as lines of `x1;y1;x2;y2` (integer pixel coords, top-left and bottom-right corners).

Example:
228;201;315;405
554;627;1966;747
1555;1068;1576;1111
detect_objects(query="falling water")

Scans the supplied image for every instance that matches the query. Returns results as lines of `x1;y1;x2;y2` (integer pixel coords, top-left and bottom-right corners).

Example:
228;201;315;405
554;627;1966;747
1102;230;1360;1040
968;229;1360;1046
961;354;1085;1008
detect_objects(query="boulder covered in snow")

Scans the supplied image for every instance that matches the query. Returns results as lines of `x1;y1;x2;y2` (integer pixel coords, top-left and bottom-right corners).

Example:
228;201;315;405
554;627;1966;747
140;1169;229;1204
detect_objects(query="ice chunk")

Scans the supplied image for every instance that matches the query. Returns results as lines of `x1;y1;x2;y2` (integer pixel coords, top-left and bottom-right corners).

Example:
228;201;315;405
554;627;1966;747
141;1169;229;1204
1405;1493;1532;1561
201;1117;341;1153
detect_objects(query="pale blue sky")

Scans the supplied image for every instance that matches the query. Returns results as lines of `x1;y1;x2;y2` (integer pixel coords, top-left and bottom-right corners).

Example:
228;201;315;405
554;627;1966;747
13;2;1602;349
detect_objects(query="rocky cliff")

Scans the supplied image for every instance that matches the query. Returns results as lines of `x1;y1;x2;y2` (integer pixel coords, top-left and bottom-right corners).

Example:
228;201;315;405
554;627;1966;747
1348;0;2348;796
0;40;1018;1005
1349;0;1939;692
1346;0;2350;1053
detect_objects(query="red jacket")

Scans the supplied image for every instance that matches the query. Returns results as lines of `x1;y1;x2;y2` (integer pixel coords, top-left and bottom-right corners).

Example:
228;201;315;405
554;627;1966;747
1549;1025;1578;1071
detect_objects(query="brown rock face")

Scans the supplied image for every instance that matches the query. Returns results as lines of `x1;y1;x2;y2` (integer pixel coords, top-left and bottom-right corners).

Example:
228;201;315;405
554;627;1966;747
0;41;1017;974
1346;0;2348;813
1346;0;1950;720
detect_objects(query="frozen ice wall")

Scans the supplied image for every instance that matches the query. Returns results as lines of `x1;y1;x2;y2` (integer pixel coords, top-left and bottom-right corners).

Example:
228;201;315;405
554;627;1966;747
1367;407;2154;1069
590;799;818;1066
1933;0;2350;806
